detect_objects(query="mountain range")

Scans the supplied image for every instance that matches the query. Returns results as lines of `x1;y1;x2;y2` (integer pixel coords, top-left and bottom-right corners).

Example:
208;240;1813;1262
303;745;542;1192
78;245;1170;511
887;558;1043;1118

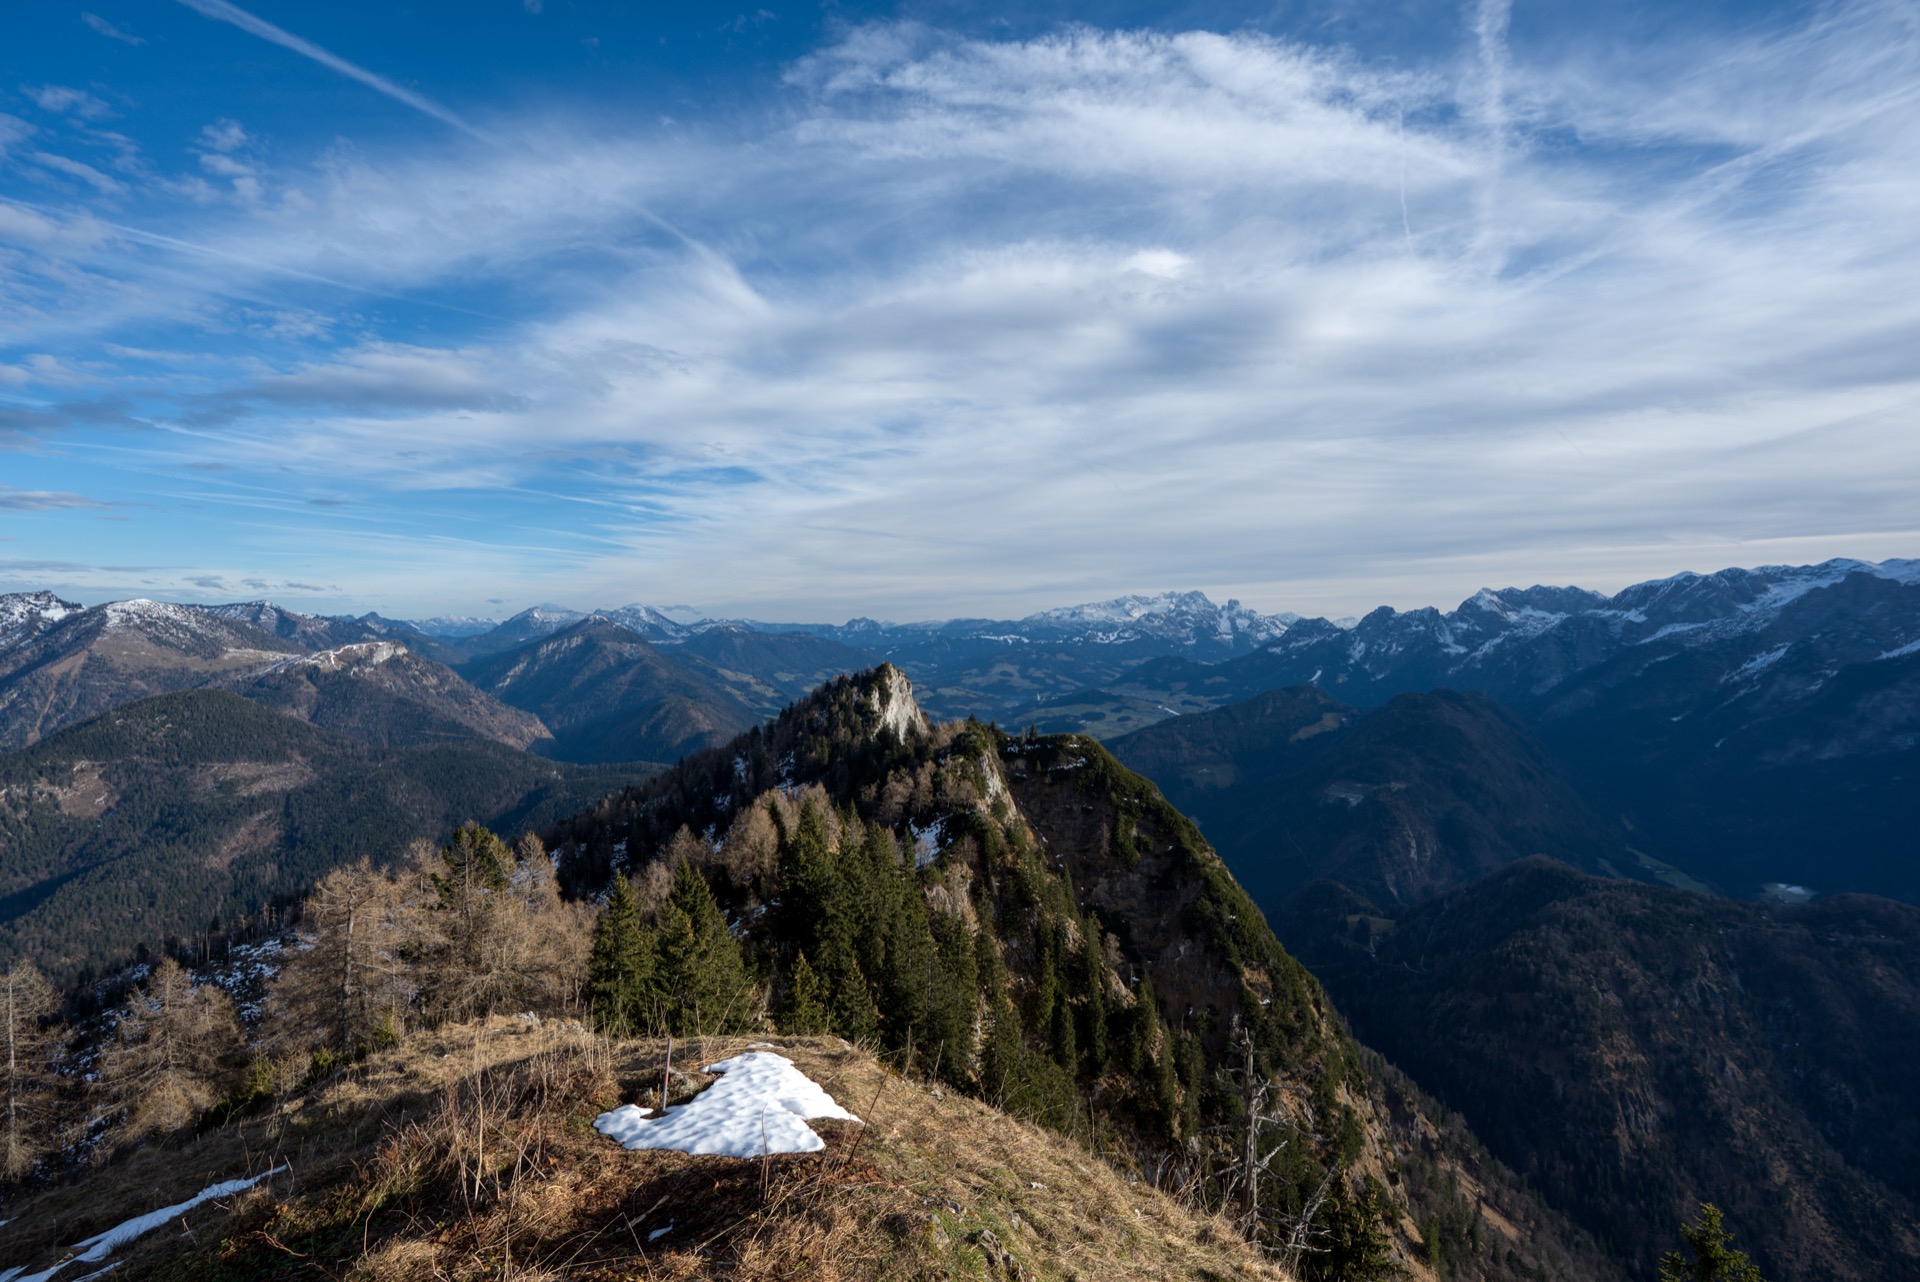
0;557;1915;1279
2;560;1913;904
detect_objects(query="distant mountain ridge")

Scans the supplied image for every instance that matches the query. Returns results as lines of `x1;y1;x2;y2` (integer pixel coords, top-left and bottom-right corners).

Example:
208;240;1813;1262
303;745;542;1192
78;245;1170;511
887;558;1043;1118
0;590;81;652
1109;559;1920;713
463;617;756;764
217;641;553;751
3;557;1913;781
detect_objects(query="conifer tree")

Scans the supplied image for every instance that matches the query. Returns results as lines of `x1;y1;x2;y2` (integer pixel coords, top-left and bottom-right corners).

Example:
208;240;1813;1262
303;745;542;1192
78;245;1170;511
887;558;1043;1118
587;873;651;1034
1;961;59;1179
924;911;979;1084
863;822;937;1048
416;823;571;1023
781;952;830;1035
780;801;878;1042
438;821;513;897
650;860;757;1035
1081;918;1110;1077
1659;1204;1766;1282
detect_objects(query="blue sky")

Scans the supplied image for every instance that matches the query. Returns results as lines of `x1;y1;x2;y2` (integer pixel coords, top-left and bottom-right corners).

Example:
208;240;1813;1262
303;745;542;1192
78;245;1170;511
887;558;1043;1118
1;0;1915;622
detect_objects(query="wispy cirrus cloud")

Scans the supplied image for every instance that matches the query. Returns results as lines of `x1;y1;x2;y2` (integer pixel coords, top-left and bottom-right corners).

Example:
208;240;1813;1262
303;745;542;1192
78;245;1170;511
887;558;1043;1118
28;150;125;196
21;85;113;120
3;6;1918;617
81;13;145;46
0;485;113;511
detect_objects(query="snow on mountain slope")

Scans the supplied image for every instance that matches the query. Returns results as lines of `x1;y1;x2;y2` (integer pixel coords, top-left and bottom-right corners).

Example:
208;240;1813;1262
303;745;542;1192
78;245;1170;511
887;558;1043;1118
0;591;81;653
1017;590;1296;647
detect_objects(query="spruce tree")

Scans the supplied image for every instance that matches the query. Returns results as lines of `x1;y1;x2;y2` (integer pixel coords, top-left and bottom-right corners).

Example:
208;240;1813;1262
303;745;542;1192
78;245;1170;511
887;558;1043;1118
1659;1204;1766;1282
1081;917;1110;1077
587;873;651;1034
925;911;979;1085
864;822;936;1051
781;952;830;1035
651;860;756;1035
780;801;878;1043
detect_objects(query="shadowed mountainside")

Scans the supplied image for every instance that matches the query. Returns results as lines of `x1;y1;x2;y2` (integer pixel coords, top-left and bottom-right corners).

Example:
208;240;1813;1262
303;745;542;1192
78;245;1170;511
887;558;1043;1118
1276;859;1920;1282
1110;687;1649;913
463;617;755;765
0;689;639;982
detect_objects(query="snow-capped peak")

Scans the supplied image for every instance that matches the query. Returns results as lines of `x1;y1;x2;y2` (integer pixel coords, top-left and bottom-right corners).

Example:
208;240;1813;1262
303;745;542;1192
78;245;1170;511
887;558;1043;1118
1016;591;1295;648
0;590;82;651
101;598;199;630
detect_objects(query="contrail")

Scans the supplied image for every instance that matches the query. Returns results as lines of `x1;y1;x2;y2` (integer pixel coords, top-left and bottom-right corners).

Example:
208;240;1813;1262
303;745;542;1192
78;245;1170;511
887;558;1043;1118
1473;0;1512;150
1397;112;1416;258
1471;0;1512;259
175;0;486;140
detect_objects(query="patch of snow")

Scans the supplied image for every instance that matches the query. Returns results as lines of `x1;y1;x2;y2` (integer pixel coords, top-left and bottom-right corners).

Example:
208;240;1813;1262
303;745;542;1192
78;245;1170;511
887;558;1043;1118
1722;644;1791;684
205;937;288;1025
1639;620;1710;644
1878;637;1920;661
648;1223;674;1242
0;592;80;650
2;1166;285;1281
910;817;948;869
99;599;199;631
593;1051;860;1157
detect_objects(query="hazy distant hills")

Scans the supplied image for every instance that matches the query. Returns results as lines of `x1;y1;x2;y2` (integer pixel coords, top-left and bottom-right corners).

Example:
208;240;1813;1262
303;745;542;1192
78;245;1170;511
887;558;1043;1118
412;589;1292;722
0;689;637;982
673;623;882;713
1278;859;1920;1282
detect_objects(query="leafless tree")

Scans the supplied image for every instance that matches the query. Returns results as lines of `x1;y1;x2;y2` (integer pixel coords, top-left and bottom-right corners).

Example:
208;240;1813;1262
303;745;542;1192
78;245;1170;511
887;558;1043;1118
99;958;246;1142
1;961;60;1178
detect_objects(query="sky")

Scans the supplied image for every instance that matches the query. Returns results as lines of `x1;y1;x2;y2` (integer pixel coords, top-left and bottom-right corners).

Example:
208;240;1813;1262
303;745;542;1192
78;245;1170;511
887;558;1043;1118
1;0;1916;624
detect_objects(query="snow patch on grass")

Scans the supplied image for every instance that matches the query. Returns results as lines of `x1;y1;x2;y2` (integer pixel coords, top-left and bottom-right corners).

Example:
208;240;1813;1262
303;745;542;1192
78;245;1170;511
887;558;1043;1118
1;1166;285;1282
593;1051;860;1157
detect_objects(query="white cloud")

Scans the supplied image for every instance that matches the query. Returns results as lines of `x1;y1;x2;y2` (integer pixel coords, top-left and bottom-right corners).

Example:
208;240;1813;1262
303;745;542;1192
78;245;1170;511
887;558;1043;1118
198;119;249;152
82;13;146;46
23;84;113;120
29;150;126;195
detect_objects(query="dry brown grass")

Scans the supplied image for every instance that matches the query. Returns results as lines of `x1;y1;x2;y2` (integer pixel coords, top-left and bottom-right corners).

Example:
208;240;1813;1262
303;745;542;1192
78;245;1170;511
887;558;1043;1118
0;1023;1289;1281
